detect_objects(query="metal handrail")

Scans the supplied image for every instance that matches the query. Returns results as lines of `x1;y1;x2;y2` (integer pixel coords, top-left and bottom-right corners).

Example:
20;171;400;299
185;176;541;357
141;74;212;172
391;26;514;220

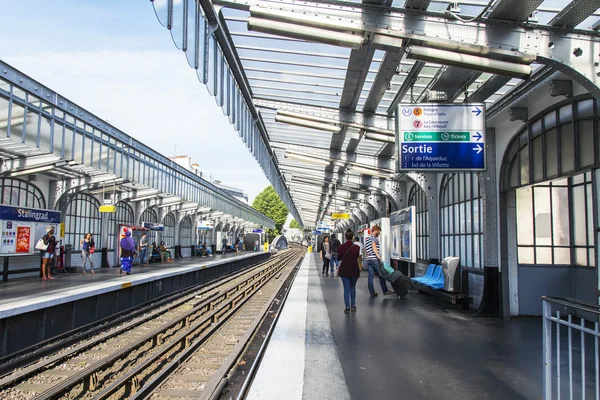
541;296;600;316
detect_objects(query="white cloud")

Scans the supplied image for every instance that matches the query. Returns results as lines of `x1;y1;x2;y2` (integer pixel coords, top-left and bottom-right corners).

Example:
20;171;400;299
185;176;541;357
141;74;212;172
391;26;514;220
4;50;270;204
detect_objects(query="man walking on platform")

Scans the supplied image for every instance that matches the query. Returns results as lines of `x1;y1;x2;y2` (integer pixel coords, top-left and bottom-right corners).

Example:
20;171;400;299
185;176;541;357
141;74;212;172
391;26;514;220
139;232;148;267
364;225;394;297
329;233;341;275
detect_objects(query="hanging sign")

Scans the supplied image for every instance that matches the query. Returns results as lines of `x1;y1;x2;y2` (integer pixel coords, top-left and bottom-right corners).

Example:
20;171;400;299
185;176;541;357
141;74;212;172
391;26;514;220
252;229;263;233
197;221;214;230
142;222;165;231
331;212;351;220
397;103;486;172
99;205;117;213
390;206;416;262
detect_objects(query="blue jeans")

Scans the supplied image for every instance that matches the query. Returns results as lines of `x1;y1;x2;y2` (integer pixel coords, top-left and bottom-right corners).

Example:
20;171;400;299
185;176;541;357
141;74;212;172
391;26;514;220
367;259;389;295
330;254;339;273
140;248;147;265
341;277;358;308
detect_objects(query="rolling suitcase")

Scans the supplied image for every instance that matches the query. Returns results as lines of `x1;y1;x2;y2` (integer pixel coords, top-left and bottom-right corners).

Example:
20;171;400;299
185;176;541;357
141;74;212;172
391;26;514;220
392;276;408;298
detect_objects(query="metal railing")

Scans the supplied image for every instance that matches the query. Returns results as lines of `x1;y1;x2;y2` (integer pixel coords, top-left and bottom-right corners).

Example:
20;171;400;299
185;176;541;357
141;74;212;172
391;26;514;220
542;296;600;400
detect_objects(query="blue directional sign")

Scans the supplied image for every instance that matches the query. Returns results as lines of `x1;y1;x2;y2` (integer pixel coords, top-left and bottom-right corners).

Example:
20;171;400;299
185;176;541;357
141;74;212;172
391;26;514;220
396;103;486;172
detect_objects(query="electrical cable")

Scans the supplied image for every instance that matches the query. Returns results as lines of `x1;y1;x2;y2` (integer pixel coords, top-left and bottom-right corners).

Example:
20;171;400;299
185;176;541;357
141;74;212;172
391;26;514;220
444;0;495;23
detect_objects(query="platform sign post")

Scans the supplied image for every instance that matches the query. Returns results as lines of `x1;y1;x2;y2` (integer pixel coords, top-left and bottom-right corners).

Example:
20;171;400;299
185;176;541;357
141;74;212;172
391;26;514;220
396;103;486;172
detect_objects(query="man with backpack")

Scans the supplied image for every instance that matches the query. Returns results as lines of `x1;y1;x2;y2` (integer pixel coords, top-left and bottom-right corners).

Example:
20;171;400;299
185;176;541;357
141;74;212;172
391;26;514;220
329;233;341;275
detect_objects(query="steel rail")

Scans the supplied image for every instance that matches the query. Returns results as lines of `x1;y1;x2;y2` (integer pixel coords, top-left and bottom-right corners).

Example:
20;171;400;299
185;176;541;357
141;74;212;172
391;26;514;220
29;252;297;400
0;257;270;378
94;250;303;400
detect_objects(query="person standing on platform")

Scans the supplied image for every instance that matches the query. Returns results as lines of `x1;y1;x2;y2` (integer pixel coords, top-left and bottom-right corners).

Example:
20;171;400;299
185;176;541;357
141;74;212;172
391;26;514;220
139;232;148;267
41;226;57;280
355;236;364;270
329;233;341;275
337;229;361;314
119;229;136;275
222;236;228;254
80;233;95;274
320;236;331;276
365;226;394;297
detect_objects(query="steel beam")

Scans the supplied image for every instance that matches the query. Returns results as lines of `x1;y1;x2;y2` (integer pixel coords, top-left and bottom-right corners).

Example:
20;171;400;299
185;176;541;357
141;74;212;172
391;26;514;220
364;48;405;113
549;0;600;28
387;61;424;114
468;75;512;103
429;67;482;102
488;0;544;22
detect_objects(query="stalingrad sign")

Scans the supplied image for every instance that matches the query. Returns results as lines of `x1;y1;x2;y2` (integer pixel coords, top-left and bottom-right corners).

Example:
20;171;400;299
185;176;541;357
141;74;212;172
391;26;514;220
396;103;486;172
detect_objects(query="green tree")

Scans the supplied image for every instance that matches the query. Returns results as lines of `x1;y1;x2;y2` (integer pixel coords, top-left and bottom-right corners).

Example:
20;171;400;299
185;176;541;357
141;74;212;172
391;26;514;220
252;186;289;240
289;219;301;229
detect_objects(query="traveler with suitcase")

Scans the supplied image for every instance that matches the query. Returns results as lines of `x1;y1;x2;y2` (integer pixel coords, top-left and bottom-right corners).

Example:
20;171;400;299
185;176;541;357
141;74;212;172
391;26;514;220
378;260;408;298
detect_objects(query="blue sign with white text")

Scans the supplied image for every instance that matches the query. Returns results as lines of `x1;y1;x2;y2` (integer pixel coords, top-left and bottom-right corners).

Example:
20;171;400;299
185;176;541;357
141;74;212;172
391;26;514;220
252;229;263;233
397;103;486;172
0;205;61;223
400;142;485;170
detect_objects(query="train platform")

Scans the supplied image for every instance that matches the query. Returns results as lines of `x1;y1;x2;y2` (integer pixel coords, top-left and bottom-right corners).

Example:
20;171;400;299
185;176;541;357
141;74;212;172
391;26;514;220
247;254;543;400
0;251;269;356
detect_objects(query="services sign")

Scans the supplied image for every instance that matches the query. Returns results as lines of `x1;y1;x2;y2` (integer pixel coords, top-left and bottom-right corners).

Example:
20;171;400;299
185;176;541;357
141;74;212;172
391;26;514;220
397;103;486;172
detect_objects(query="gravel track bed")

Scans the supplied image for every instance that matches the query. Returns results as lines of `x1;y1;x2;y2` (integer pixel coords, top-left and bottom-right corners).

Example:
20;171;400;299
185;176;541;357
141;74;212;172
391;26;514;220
1;258;293;400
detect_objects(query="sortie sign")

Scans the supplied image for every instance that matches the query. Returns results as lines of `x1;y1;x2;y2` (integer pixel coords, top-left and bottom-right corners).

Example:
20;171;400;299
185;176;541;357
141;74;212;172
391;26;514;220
396;103;486;172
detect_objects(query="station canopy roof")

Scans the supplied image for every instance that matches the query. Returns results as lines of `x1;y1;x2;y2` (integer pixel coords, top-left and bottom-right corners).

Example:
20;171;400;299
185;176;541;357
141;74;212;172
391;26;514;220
152;0;600;228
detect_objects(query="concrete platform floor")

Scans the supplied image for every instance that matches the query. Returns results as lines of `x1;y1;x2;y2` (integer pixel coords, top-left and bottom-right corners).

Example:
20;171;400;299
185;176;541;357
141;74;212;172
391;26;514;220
250;254;542;400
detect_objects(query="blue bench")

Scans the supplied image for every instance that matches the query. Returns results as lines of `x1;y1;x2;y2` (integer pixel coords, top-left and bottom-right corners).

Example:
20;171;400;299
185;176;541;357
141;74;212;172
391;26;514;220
405;264;471;307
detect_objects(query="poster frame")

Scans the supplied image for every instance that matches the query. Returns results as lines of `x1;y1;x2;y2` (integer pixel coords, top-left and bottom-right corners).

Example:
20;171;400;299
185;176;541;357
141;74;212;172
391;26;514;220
390;206;416;263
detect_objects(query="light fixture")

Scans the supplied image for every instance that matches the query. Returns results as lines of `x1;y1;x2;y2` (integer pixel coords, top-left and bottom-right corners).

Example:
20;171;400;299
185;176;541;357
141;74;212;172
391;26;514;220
285;152;331;167
88;186;122;195
406;46;532;80
364;132;395;143
247;18;364;49
276;110;394;135
275;114;341;133
129;192;160;202
10;165;54;177
158;200;183;208
347;165;392;179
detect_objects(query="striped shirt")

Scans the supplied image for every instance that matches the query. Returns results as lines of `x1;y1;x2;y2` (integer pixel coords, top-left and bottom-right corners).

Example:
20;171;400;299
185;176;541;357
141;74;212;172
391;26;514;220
364;235;380;260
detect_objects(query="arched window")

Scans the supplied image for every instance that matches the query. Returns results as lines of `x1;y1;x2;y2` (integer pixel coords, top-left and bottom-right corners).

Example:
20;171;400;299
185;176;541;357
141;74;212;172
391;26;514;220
440;173;483;269
107;202;134;250
503;97;599;267
162;212;176;246
408;184;429;261
0;178;46;208
64;194;102;251
179;216;193;246
140;207;158;245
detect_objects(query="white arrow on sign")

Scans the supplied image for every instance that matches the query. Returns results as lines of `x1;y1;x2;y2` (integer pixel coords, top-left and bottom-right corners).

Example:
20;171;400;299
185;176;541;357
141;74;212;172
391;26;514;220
473;144;483;154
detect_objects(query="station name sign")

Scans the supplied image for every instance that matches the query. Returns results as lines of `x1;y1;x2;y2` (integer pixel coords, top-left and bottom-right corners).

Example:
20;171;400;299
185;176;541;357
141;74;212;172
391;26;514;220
396;103;486;172
0;205;61;223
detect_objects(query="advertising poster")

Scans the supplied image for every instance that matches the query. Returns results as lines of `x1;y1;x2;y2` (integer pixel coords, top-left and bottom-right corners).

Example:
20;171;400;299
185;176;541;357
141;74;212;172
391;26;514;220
390;206;416;263
16;226;31;253
1;221;17;253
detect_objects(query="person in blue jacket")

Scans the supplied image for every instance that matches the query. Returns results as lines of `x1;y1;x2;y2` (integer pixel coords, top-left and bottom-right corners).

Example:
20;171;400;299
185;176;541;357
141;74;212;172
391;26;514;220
120;230;136;275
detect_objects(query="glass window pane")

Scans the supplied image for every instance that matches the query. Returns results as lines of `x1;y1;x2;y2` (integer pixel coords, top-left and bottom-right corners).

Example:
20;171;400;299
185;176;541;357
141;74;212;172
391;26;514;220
25;110;40;146
544;111;557;130
575;248;587;266
552;186;570;246
473;198;481;234
536;247;552;264
586;185;594;244
577;99;594;118
518;247;535;264
465;201;472;234
459;202;466;234
560;123;575;174
545;128;558;178
532;136;544;182
554;248;570;264
578;120;595;168
465;234;472;268
534;187;552;246
559;104;573;124
589;249;595;267
572;184;586;245
531;120;542;137
474;235;481;268
520;146;530;185
516;188;534;245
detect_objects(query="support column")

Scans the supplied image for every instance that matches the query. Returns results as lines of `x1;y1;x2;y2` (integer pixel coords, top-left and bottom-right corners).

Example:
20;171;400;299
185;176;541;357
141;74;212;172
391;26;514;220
478;128;500;317
386;180;407;212
367;193;386;219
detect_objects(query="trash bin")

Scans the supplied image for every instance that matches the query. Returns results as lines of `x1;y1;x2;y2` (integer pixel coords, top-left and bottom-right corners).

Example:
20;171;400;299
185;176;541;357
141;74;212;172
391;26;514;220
63;244;72;271
211;244;216;255
441;256;461;293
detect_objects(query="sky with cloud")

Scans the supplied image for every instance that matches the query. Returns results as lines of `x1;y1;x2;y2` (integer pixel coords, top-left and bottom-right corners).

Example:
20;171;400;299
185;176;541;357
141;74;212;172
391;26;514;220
0;0;271;205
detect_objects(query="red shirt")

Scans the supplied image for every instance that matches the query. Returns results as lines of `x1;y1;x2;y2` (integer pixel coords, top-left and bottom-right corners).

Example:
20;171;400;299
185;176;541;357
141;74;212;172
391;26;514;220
337;240;361;278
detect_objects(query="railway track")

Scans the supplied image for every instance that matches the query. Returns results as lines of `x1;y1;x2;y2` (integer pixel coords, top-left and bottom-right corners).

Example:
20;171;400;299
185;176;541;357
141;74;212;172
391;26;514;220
0;248;304;400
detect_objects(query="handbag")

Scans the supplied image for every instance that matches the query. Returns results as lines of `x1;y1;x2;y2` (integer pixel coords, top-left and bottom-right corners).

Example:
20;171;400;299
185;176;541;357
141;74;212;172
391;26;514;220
35;238;48;251
89;245;95;254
